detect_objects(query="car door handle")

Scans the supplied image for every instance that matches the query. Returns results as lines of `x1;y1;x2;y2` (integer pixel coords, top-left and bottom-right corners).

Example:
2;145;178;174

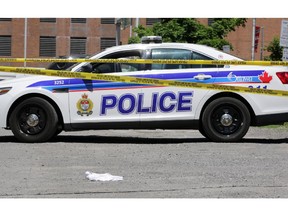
194;74;212;80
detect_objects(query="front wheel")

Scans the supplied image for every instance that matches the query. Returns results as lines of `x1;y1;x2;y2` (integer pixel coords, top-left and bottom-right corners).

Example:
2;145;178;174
201;97;251;142
9;97;58;143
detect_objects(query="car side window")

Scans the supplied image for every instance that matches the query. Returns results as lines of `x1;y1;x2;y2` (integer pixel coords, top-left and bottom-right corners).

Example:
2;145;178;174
192;52;218;68
93;63;116;73
91;50;143;73
118;56;141;72
149;48;221;69
151;49;192;70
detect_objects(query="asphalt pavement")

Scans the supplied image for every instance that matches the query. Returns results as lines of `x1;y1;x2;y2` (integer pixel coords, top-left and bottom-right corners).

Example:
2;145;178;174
0;127;288;198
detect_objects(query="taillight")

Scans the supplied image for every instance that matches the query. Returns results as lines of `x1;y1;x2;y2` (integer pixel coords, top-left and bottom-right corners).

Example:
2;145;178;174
276;72;288;84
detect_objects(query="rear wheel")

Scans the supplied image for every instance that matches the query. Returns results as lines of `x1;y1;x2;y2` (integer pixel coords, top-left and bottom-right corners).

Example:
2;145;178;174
9;97;58;143
201;97;250;142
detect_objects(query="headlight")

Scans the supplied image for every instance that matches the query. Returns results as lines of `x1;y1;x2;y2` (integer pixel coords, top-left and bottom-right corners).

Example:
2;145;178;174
0;87;12;95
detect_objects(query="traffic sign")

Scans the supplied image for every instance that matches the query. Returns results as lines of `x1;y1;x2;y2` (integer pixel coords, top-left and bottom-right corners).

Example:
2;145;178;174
280;20;288;47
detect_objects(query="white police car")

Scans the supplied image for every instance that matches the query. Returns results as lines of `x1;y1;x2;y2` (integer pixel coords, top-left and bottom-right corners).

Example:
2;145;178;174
1;36;288;142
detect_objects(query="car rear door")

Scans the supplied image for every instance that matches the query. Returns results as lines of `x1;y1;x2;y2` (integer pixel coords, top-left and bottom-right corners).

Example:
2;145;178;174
138;48;217;124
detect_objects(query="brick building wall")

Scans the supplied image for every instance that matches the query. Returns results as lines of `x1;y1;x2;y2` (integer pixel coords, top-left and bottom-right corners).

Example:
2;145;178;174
0;18;116;67
0;18;287;68
227;18;284;60
123;18;287;61
195;18;286;60
120;18;149;44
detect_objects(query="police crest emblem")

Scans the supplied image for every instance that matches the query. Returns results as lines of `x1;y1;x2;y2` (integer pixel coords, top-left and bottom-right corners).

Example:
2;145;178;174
77;93;93;116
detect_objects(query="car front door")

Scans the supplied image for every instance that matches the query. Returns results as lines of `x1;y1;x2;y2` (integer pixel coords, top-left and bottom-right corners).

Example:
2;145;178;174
68;50;145;129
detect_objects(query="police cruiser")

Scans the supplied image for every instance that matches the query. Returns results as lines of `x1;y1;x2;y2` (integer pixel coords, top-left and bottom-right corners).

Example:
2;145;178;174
1;36;288;143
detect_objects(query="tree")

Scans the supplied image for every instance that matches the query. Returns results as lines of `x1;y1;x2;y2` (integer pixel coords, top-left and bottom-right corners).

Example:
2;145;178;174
265;37;283;61
128;18;247;50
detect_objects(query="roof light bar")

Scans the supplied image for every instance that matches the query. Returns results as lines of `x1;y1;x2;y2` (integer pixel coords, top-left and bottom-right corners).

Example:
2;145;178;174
141;36;162;44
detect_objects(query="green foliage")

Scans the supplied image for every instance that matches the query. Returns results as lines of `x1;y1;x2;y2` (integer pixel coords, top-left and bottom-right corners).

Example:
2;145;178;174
197;38;232;50
208;18;247;38
264;37;283;61
133;25;154;38
127;36;141;44
128;18;247;50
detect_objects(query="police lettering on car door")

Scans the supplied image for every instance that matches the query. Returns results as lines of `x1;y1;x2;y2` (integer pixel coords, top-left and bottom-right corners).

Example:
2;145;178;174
100;91;193;115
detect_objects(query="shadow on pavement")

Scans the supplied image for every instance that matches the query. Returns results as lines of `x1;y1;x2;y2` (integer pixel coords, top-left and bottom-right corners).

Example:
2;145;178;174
1;134;288;144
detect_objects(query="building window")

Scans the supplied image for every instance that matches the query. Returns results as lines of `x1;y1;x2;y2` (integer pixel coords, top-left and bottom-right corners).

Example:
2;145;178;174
0;18;12;22
0;36;12;56
146;18;160;26
100;38;116;50
71;18;87;24
40;18;56;23
39;36;56;57
208;18;215;26
70;37;86;55
101;18;115;24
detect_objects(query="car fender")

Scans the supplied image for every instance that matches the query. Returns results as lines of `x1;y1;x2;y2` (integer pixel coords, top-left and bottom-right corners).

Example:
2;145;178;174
0;84;70;128
193;90;261;121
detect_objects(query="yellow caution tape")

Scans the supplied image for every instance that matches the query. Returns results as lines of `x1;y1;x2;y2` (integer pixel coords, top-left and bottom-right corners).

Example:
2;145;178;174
1;66;288;97
1;58;288;66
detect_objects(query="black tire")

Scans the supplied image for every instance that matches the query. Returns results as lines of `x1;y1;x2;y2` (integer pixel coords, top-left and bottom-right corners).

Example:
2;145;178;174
201;97;250;142
9;97;58;143
198;124;209;139
52;124;63;138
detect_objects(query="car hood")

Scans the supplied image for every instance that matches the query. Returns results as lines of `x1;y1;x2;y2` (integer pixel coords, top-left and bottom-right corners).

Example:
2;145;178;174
0;74;58;88
0;71;27;81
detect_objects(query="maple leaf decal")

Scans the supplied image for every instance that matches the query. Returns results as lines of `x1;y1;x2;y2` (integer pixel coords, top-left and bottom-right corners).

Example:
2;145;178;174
259;71;272;83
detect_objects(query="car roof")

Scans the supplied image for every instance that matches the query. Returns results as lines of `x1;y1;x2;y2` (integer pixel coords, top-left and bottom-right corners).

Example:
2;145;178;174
93;42;242;61
71;42;242;72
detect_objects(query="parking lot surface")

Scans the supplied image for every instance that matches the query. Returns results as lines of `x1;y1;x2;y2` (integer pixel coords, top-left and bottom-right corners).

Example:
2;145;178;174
0;127;288;198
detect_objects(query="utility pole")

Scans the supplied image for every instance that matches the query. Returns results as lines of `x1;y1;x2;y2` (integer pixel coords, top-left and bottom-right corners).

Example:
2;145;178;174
129;18;132;37
260;27;264;60
115;18;121;46
251;18;256;60
24;18;27;67
134;18;139;36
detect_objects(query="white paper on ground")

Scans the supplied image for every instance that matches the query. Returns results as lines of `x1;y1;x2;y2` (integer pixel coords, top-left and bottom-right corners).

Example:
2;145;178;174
85;171;123;182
